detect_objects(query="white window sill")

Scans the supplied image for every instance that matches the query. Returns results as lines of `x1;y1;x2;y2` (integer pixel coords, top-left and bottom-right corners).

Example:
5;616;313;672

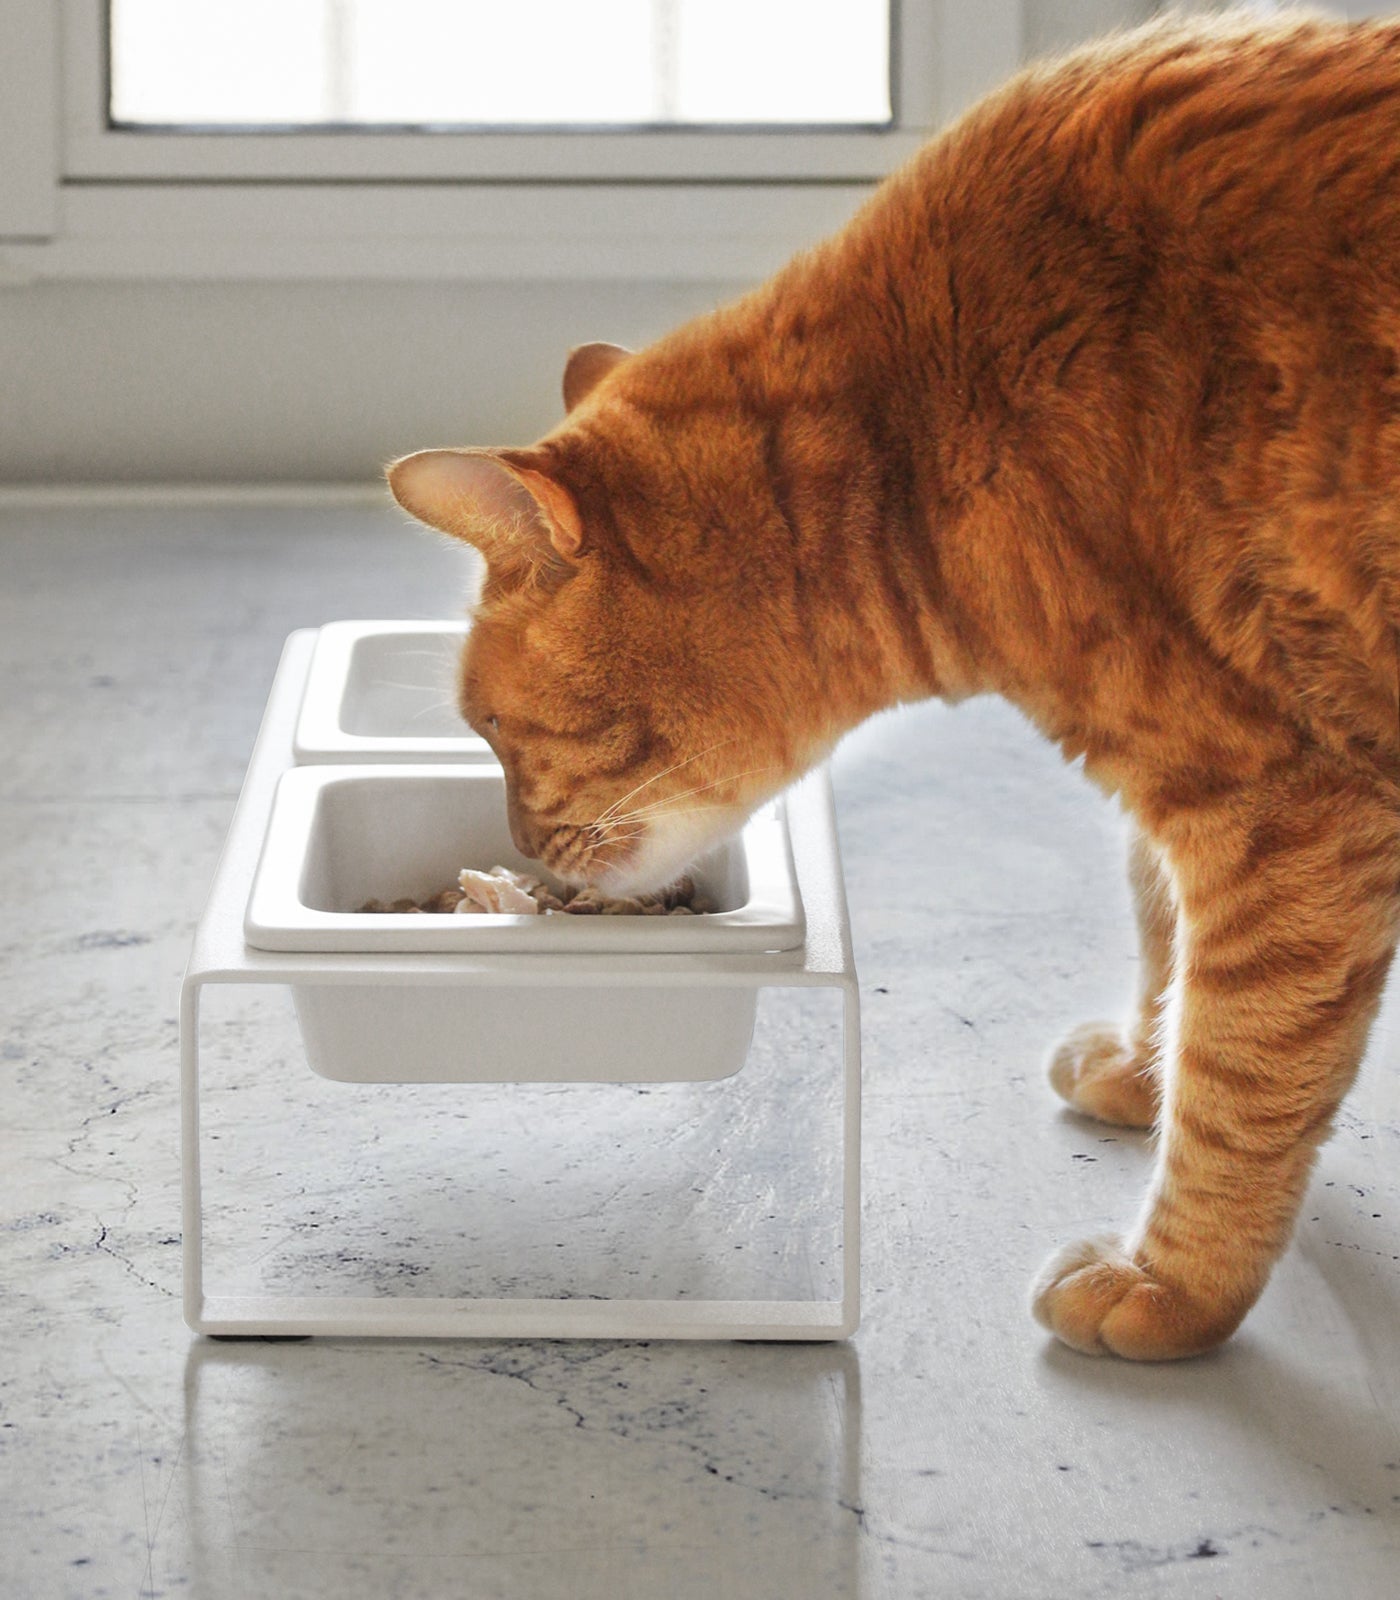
0;180;878;284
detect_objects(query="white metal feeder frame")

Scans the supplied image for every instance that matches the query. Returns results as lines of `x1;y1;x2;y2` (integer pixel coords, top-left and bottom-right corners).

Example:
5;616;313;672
181;627;862;1341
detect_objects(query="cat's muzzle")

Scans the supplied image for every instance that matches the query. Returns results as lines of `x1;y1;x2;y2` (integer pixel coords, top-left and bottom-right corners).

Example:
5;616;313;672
538;821;639;887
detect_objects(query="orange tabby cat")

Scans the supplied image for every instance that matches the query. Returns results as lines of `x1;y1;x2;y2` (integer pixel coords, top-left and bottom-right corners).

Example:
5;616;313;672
388;13;1400;1360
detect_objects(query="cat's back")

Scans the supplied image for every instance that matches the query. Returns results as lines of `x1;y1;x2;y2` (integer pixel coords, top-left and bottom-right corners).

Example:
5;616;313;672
870;14;1400;474
922;13;1400;354
1047;14;1400;229
1036;17;1400;523
910;16;1400;772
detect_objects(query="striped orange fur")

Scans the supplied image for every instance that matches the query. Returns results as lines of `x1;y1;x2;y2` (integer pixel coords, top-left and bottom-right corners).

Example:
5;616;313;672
389;13;1400;1359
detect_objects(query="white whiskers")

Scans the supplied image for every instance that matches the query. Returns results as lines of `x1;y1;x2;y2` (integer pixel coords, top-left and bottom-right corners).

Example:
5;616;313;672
590;738;737;830
585;764;782;867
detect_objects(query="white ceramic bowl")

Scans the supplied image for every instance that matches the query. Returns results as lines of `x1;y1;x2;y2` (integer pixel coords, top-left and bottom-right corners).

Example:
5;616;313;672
293;620;492;762
244;765;805;1083
247;766;804;955
288;980;760;1084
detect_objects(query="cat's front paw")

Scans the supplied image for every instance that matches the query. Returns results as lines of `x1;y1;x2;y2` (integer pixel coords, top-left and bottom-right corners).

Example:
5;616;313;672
1030;1237;1243;1360
1047;1022;1158;1128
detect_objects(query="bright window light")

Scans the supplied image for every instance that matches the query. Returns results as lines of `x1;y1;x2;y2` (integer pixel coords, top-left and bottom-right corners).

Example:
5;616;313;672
108;0;893;128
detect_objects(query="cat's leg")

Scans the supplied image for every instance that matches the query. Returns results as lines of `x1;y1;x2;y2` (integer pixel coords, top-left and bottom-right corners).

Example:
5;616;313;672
1033;768;1399;1359
1047;825;1173;1128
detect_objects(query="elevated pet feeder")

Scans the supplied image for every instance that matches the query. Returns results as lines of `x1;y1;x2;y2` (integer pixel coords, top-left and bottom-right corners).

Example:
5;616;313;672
181;623;861;1340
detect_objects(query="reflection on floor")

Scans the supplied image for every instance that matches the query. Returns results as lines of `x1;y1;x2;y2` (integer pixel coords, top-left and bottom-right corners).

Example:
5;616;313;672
4;495;1399;1599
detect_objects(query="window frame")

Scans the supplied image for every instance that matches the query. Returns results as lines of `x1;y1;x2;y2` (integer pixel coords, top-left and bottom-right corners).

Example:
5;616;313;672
0;0;1025;282
0;1;59;240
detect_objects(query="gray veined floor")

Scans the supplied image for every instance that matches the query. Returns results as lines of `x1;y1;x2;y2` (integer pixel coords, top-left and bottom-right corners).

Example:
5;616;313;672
3;492;1400;1600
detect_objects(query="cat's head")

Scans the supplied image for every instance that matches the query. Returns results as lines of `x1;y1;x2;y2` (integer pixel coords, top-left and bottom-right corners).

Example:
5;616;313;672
387;342;832;894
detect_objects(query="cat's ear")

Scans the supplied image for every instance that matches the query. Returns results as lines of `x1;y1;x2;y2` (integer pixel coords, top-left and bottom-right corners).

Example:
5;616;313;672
563;342;630;412
385;448;585;567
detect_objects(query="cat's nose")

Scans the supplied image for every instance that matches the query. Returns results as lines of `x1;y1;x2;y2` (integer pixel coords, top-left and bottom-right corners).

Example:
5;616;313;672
506;799;538;859
500;776;537;858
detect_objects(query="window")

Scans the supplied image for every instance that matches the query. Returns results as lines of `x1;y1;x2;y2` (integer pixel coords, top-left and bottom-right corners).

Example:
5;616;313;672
108;0;892;130
77;0;920;180
1;0;1024;278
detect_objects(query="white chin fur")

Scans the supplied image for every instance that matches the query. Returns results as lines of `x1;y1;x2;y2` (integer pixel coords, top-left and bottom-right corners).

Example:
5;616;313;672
588;803;750;898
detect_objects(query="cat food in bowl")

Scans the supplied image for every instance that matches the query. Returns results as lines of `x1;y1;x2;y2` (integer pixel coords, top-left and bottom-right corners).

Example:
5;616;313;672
244;764;803;1083
360;865;716;917
246;765;802;955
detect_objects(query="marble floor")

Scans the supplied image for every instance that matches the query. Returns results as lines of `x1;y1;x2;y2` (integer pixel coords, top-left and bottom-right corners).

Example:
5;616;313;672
4;493;1400;1600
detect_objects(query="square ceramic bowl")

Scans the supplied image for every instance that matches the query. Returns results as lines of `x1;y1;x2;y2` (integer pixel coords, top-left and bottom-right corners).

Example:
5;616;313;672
244;765;805;1083
247;766;803;955
293;620;492;763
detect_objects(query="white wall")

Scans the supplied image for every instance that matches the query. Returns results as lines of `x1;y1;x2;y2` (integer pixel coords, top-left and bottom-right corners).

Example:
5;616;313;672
1025;0;1151;54
0;278;747;482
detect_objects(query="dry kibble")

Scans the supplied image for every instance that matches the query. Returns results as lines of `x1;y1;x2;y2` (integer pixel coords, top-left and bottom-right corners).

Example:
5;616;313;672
356;864;714;918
